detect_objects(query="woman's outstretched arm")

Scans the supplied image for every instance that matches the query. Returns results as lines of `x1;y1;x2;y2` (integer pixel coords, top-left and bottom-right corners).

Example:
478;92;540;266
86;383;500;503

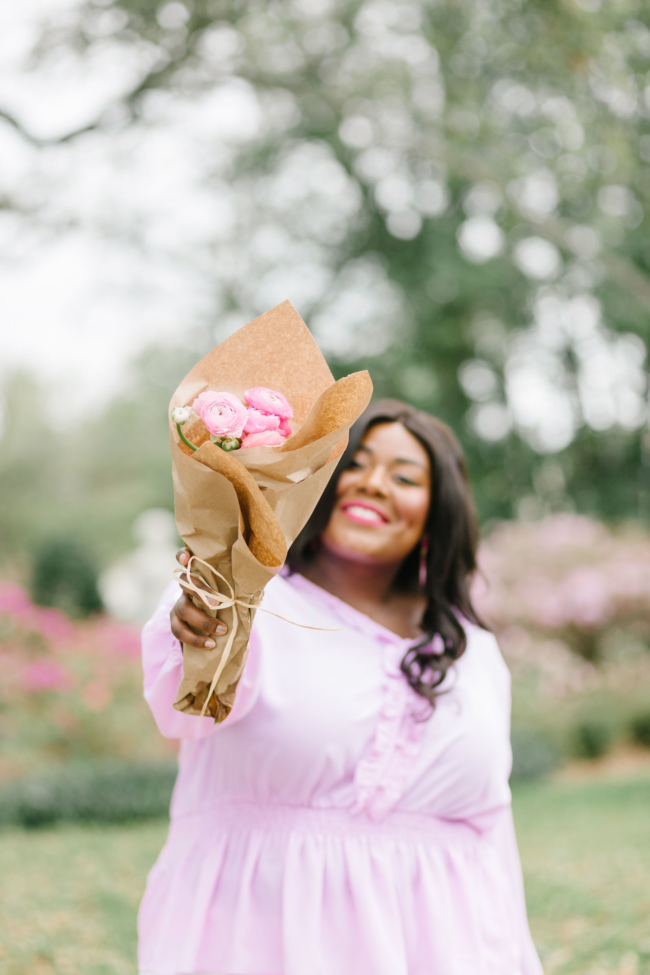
141;548;262;739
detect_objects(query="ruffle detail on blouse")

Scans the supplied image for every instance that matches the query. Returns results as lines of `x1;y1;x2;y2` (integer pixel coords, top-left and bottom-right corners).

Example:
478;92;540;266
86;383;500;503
352;640;432;822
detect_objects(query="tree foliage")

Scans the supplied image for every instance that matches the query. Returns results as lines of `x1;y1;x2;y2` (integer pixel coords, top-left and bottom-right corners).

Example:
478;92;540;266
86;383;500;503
31;538;103;617
0;348;196;569
3;0;650;521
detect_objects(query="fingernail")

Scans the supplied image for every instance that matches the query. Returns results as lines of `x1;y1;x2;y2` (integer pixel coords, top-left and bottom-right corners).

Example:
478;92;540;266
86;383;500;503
204;639;215;648
181;552;189;563
217;624;227;635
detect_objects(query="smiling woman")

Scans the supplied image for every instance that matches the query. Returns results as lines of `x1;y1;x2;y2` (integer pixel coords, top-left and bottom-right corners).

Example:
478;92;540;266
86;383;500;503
138;399;542;975
325;422;431;559
287;399;486;701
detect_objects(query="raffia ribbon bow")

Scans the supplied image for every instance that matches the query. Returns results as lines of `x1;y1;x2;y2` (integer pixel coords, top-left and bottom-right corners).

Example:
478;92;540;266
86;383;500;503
174;555;343;720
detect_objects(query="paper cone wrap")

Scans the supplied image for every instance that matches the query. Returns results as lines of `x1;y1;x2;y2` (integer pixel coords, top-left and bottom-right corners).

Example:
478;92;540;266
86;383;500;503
170;300;373;721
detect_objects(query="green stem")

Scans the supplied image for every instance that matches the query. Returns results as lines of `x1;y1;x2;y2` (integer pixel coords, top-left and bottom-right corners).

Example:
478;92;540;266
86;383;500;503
177;423;197;452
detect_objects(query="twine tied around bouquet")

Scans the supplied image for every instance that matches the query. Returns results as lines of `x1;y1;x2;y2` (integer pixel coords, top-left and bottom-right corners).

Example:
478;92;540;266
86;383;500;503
174;555;343;720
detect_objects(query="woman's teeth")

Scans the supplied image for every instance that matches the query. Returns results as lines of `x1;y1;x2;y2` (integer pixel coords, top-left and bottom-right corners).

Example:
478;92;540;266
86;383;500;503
345;505;384;524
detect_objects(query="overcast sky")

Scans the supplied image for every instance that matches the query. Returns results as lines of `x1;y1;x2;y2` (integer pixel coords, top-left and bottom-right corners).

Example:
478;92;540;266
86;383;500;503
0;0;239;416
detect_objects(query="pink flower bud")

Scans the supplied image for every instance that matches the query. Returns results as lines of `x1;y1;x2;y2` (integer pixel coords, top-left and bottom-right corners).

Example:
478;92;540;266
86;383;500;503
241;430;286;448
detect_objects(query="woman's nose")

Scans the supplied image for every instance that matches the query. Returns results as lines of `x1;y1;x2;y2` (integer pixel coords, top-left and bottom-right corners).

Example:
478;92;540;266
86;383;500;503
361;464;390;495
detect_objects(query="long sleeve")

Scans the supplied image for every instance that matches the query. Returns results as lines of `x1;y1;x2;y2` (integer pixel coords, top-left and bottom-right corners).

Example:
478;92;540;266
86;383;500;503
141;581;262;739
485;805;543;975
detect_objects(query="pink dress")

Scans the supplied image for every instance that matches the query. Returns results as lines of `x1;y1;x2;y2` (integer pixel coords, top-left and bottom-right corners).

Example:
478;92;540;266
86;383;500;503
139;571;542;975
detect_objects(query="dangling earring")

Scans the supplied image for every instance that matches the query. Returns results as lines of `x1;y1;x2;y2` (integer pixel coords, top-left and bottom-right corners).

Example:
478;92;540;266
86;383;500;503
419;534;429;588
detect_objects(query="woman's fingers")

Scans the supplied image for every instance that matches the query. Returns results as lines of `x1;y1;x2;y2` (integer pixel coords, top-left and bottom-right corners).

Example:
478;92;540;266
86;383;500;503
176;547;191;566
173;551;228;648
171;594;227;649
178;594;227;636
171;613;218;649
171;610;211;648
175;548;214;596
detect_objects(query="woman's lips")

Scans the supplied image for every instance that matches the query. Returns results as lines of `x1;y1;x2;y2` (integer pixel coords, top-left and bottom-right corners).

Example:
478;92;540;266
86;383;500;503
340;502;389;526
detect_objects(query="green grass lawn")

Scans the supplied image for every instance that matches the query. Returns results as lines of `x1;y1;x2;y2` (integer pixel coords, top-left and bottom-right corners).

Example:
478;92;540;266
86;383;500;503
0;775;648;975
0;819;166;975
515;775;650;975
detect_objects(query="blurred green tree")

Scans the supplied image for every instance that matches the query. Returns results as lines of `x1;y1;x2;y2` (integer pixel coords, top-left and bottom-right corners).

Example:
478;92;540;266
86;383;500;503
31;538;103;617
0;345;198;570
2;0;650;522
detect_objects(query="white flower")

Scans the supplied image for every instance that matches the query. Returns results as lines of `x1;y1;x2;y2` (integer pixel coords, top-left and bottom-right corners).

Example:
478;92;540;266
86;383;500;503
172;406;193;425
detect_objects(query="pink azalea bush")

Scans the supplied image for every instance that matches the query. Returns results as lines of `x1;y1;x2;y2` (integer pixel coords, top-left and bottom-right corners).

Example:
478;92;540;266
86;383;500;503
4;513;647;782
0;583;173;783
0;583;74;642
22;661;71;693
473;515;650;703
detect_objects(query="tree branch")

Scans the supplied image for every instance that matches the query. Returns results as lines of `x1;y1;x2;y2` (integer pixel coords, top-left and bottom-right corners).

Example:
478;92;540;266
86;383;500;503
0;45;190;147
0;106;109;146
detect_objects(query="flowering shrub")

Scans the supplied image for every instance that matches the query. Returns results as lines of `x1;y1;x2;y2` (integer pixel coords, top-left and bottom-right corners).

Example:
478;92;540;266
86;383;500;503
473;515;650;710
0;583;172;784
3;513;649;786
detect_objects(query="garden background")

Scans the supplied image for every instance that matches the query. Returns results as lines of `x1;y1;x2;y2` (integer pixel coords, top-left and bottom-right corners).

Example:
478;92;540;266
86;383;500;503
1;0;650;972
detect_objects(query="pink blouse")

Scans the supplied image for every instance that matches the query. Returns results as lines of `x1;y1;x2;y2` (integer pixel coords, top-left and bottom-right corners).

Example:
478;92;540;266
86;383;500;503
138;571;542;975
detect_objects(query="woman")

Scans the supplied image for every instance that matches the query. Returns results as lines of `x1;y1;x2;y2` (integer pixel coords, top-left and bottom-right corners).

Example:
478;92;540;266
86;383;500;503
139;400;542;975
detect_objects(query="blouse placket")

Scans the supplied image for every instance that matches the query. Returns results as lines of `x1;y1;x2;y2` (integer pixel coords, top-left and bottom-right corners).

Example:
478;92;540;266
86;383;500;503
292;578;429;824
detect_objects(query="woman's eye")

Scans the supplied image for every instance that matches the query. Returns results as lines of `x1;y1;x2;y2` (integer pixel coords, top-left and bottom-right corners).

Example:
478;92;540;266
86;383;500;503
394;475;419;486
348;458;364;470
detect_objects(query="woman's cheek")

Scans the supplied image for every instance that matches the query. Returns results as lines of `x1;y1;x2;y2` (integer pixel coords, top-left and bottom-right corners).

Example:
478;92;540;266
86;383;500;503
397;489;430;530
335;470;360;496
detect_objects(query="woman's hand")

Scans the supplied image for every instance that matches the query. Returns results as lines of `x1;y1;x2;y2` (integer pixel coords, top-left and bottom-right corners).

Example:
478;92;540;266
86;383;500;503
170;548;228;649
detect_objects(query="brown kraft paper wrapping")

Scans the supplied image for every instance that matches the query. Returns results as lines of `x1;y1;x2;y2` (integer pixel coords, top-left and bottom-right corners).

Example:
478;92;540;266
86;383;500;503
170;300;373;722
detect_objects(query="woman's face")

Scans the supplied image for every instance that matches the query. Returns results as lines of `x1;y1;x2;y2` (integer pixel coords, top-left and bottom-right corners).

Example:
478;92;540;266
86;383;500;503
321;422;431;566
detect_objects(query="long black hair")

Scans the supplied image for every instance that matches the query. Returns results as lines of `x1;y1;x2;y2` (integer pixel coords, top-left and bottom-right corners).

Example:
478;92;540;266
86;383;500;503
286;399;486;708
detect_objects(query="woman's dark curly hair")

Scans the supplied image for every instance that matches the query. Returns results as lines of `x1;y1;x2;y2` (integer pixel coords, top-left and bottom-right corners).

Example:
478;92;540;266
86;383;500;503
286;399;486;708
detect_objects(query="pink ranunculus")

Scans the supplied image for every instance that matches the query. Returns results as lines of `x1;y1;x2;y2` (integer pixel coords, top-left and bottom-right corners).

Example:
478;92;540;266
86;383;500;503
241;430;286;448
278;417;292;438
244;387;293;420
192;391;248;438
244;408;281;435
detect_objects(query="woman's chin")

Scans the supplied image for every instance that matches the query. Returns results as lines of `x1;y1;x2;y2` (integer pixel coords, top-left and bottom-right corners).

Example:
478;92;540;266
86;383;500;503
319;532;403;566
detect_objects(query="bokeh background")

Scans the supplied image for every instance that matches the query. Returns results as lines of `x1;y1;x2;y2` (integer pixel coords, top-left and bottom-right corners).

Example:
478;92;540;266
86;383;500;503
1;0;650;972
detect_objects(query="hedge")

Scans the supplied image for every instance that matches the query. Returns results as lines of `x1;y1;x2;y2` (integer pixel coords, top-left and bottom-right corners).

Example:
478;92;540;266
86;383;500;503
0;727;562;829
0;760;177;828
510;726;562;782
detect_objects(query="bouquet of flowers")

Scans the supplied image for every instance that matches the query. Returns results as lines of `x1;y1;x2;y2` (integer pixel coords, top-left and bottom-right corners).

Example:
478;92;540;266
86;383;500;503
172;385;295;454
169;300;373;722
